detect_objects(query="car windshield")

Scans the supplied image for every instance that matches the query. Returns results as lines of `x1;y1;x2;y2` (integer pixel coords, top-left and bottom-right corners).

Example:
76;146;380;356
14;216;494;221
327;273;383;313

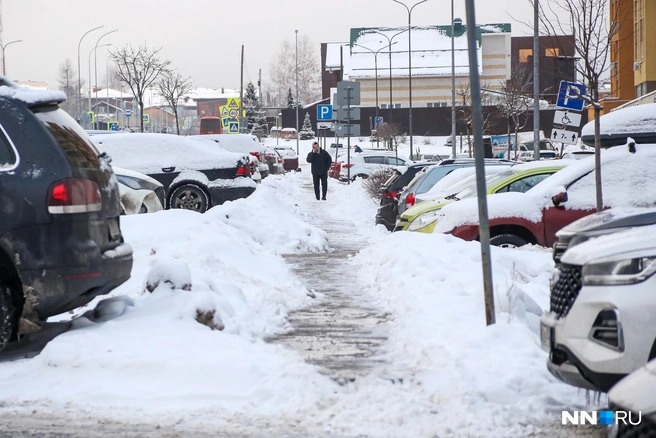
452;169;517;200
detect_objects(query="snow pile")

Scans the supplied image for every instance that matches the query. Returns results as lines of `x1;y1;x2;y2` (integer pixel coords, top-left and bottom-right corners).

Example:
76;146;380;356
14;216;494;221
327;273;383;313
351;232;578;436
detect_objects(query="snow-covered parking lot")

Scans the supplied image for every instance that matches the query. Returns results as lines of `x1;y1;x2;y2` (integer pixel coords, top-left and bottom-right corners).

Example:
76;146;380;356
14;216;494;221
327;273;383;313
0;142;604;437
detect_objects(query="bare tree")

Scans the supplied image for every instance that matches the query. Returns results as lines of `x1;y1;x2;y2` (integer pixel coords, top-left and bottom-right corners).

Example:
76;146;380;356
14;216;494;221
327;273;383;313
111;44;171;132
456;82;494;157
535;0;623;211
156;70;192;135
269;35;321;107
497;61;533;160
57;58;80;118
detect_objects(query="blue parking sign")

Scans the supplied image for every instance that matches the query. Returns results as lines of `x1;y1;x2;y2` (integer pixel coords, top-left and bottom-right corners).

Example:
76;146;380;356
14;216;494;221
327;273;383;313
556;81;587;111
317;104;333;121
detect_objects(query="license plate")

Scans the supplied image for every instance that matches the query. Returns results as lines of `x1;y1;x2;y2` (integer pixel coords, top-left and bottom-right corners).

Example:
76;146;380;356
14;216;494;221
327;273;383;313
107;217;121;241
540;323;553;352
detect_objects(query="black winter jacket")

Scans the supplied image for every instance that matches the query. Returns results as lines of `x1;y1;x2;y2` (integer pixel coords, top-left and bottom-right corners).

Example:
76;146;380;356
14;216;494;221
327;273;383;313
306;149;333;175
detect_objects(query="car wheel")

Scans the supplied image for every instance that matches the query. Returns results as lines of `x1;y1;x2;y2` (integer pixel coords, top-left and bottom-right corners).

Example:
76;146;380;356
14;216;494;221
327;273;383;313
0;284;14;352
490;233;528;248
169;184;210;213
351;173;368;182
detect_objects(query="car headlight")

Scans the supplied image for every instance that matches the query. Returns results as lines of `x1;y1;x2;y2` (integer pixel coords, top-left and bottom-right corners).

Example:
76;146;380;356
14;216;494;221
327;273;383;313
408;210;440;231
116;174;160;191
582;256;656;286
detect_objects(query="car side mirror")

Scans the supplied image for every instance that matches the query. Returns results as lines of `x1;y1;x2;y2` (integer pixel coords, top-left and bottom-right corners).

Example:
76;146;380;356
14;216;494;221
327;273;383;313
552;192;568;207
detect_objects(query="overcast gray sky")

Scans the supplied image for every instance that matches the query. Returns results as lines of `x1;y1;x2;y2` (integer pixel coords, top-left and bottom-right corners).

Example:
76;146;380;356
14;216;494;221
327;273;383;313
3;0;536;91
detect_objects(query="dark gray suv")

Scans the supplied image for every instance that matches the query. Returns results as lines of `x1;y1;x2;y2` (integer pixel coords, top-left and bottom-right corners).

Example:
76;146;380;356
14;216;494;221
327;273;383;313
0;78;133;352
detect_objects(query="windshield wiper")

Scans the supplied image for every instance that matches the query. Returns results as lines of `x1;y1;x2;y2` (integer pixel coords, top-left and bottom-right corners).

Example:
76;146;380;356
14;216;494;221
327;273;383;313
444;192;460;201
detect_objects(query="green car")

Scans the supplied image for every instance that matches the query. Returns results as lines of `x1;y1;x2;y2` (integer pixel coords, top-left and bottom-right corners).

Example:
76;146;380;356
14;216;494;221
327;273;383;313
394;162;569;233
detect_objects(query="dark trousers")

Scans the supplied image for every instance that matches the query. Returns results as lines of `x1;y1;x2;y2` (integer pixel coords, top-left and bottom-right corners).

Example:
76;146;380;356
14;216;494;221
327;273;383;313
312;173;328;199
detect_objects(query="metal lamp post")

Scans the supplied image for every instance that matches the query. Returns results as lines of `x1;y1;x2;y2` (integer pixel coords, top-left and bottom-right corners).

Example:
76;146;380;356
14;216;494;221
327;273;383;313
374;30;407;125
1;39;24;77
295;29;299;155
89;43;112;129
77;26;103;118
392;0;428;160
94;29;118;107
450;0;457;158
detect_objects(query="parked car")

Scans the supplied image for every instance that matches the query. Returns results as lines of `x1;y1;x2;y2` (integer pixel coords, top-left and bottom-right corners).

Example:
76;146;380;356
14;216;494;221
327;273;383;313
375;162;435;231
273;146;300;171
396;161;568;233
338;152;409;181
192;134;269;179
397;159;515;216
541;223;656;393
432;143;656;247
263;146;285;175
92;133;256;214
607;359;656;437
0;77;133;352
114;167;165;215
552;207;656;264
561;150;595;160
580;103;656;147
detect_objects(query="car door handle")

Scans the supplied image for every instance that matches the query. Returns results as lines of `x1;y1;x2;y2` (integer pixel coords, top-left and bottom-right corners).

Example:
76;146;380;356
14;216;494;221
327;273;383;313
161;167;176;173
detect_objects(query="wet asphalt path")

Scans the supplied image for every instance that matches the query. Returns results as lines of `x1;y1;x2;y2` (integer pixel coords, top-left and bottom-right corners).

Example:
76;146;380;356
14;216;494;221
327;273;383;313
269;177;391;384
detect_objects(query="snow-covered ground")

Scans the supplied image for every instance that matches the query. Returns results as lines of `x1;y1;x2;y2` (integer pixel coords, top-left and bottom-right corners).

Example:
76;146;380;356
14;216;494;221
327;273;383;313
0;138;600;437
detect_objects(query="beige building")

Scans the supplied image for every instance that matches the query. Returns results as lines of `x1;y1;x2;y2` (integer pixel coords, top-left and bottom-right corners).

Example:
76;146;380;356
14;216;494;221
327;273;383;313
335;23;511;109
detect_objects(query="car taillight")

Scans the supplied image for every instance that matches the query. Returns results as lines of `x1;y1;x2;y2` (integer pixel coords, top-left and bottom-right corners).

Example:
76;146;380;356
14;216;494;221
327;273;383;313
406;193;416;207
250;152;262;162
249;161;256;175
384;190;399;201
236;165;249;176
48;178;102;214
342;163;354;168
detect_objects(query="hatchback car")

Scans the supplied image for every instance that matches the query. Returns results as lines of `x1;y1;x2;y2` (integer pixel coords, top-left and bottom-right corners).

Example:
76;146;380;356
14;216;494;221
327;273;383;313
273;146;300;172
114;167;165;215
93;133;256;213
0;78;133;352
338;152;408;181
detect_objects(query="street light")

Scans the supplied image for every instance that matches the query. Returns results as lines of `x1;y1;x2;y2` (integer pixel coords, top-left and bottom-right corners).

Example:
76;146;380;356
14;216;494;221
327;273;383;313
93;29;118;105
1;39;24;76
373;29;407;124
295;29;299;155
352;42;398;146
89;43;112;128
77;26;103;118
392;0;428;159
450;0;457;158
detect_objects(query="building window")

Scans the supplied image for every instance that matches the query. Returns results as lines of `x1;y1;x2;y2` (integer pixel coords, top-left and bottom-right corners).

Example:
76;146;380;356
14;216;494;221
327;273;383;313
394;103;401;109
546;48;560;57
519;49;532;63
427;102;447;108
381;103;402;109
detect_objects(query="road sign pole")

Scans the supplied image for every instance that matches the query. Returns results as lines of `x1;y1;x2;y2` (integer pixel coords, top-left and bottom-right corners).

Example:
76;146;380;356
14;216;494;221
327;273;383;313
347;86;351;185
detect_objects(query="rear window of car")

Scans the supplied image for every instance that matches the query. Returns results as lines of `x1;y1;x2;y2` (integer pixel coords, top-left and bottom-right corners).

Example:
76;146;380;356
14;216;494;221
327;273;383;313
34;107;100;169
364;156;386;164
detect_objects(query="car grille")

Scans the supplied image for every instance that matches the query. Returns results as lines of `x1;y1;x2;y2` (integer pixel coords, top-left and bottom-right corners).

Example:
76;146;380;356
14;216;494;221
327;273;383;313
553;241;568;264
615;415;656;437
550;263;583;318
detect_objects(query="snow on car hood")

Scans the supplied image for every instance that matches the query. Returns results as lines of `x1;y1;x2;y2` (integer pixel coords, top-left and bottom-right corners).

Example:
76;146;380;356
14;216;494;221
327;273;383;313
608;359;656;417
0;79;66;106
433;144;656;234
92;133;246;174
561;223;656;266
192;134;267;155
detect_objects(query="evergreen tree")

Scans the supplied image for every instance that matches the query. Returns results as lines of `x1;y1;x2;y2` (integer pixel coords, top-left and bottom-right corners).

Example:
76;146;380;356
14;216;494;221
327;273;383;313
299;112;315;140
287;88;294;109
243;81;269;139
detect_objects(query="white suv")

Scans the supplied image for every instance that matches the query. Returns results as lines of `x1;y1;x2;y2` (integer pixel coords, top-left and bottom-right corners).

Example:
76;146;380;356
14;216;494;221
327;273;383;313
337;152;408;181
541;223;656;392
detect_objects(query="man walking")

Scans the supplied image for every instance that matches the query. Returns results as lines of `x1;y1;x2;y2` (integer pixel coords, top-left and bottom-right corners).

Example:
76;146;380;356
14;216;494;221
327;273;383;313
306;141;332;200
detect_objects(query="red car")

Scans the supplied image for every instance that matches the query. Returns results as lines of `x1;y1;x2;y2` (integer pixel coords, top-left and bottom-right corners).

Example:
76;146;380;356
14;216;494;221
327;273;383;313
431;144;656;247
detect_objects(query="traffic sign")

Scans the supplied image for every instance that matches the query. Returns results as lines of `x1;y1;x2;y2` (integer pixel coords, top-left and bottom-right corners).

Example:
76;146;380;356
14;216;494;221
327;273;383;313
374;116;383;129
108;121;119;131
556;81;587;111
221;107;230;117
143;114;150;124
334;107;360;121
227;98;240;108
336;81;361;106
331;123;360;137
228;122;239;134
317;121;331;130
317;104;333;121
553;110;582;127
125;109;132;118
551;128;579;145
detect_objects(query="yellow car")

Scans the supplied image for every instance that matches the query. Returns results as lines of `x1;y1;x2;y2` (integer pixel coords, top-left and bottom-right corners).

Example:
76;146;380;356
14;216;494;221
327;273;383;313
394;162;569;233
